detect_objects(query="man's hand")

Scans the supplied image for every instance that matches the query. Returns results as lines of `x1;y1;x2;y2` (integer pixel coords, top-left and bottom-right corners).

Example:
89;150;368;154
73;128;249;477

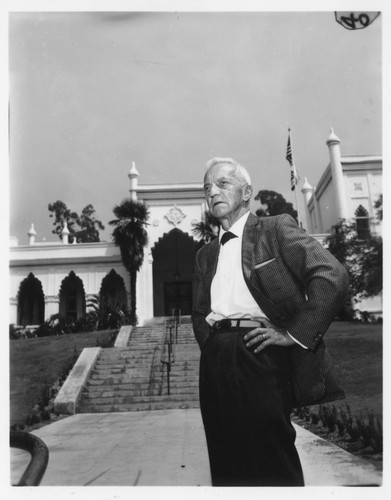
244;326;295;353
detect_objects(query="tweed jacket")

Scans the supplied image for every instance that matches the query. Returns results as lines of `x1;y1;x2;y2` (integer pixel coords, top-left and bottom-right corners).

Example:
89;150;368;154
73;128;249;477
192;212;349;407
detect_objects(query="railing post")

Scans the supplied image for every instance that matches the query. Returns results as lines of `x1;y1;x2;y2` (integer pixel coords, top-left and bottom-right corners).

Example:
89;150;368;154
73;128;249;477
161;318;177;396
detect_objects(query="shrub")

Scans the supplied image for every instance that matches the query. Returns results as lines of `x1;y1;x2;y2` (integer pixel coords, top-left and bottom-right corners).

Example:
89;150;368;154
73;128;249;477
33;297;132;337
296;404;383;455
26;414;40;426
355;411;382;453
85;295;133;331
310;411;319;425
34;315;79;337
95;330;118;348
9;324;21;339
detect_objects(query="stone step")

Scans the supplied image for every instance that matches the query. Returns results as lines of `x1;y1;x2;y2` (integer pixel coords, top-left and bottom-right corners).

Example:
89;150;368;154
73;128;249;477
86;380;155;390
78;400;200;413
82;374;198;389
92;366;155;374
88;374;155;382
84;382;199;396
85;376;198;389
80;392;200;404
79;393;200;408
81;391;200;404
99;346;158;355
95;362;154;369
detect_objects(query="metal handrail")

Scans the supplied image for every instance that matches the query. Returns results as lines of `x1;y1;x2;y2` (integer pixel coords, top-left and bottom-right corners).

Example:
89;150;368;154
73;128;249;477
10;430;49;486
161;317;179;395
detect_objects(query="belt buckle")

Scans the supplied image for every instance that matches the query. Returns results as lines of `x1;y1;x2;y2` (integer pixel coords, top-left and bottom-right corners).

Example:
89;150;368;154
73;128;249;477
214;319;231;332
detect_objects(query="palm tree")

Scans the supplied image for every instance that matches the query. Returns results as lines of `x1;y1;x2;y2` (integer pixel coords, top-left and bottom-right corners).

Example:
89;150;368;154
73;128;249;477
109;199;150;324
191;210;220;244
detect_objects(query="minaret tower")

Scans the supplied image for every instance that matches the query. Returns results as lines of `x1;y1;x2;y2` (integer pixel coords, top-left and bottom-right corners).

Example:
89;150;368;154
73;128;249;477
128;161;140;201
28;223;37;245
61;221;70;245
301;178;314;232
327;128;348;220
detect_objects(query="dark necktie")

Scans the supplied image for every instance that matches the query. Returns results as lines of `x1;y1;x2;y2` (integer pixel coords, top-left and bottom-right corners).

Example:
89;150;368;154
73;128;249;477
220;231;237;246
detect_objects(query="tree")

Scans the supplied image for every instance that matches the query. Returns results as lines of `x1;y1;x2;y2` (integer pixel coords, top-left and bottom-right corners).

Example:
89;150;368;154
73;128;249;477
325;219;382;319
254;190;298;222
48;201;78;239
191;210;220;245
109;199;150;324
48;200;104;243
74;204;105;243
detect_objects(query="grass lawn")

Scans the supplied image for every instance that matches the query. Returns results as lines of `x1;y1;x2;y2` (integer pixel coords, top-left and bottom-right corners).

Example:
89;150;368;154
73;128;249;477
322;321;382;418
10;330;117;426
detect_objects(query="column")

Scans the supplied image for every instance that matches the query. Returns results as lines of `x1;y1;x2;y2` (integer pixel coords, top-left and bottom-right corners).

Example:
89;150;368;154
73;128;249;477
44;295;60;320
327;128;349;220
9;297;18;325
312;187;323;233
135;249;154;326
301;177;314;233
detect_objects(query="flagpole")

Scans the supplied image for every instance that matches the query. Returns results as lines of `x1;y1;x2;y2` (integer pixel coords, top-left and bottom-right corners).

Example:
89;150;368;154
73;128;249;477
287;129;302;227
293;169;302;227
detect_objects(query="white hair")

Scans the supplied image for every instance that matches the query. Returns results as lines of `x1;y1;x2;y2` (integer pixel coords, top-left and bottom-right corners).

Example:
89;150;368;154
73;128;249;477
206;157;252;186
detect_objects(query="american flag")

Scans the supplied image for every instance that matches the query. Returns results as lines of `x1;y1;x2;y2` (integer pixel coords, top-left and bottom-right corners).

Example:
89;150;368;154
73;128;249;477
286;130;298;191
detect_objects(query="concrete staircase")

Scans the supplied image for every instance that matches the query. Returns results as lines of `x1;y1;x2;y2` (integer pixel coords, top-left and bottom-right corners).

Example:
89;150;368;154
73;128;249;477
77;319;201;413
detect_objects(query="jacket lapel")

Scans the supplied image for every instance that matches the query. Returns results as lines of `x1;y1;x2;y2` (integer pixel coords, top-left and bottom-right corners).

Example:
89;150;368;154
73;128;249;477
242;213;259;286
204;237;220;296
242;214;286;321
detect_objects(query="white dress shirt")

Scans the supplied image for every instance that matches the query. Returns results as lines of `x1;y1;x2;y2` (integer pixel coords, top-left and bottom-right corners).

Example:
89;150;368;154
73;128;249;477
206;211;306;349
207;212;266;324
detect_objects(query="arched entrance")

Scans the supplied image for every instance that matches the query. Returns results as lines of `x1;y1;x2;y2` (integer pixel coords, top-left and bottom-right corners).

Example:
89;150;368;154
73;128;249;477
59;271;86;320
99;269;128;308
17;273;45;326
152;229;198;317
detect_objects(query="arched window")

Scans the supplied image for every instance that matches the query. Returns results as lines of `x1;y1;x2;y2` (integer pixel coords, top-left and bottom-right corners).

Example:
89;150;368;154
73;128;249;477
99;269;127;308
355;205;370;240
59;272;86;320
17;273;45;326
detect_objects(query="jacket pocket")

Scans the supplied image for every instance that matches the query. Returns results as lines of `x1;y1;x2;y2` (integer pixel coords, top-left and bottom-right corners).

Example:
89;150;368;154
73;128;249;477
254;258;276;269
253;256;297;298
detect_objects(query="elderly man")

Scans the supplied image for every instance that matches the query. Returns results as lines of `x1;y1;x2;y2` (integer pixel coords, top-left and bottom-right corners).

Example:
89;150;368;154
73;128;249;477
192;157;349;486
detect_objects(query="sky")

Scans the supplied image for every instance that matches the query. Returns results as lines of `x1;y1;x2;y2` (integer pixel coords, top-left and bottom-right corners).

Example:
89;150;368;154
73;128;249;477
8;5;383;244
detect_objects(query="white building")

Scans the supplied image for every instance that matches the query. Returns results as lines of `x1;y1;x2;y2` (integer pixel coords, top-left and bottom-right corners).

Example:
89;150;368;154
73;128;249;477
302;129;382;237
301;129;382;318
9;166;206;328
9;130;382;328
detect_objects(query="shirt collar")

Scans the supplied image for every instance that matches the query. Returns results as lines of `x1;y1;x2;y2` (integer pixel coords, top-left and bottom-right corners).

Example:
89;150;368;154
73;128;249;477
218;211;250;243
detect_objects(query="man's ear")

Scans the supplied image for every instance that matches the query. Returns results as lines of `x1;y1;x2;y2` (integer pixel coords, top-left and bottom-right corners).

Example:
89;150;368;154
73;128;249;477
243;184;253;201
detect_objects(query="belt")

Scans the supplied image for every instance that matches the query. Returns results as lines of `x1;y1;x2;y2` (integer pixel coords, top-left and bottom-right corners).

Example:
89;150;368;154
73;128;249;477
211;318;266;333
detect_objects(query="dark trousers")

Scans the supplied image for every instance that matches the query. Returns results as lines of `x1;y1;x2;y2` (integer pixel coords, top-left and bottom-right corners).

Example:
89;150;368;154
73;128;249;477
199;328;304;486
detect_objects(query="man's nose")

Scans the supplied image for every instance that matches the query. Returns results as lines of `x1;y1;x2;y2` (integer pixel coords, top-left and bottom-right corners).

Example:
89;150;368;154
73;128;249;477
208;183;220;197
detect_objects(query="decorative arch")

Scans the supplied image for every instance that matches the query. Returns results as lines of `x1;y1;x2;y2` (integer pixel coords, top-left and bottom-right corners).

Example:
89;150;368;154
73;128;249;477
59;271;86;320
151;228;198;317
17;273;45;326
99;269;128;308
355;204;370;239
